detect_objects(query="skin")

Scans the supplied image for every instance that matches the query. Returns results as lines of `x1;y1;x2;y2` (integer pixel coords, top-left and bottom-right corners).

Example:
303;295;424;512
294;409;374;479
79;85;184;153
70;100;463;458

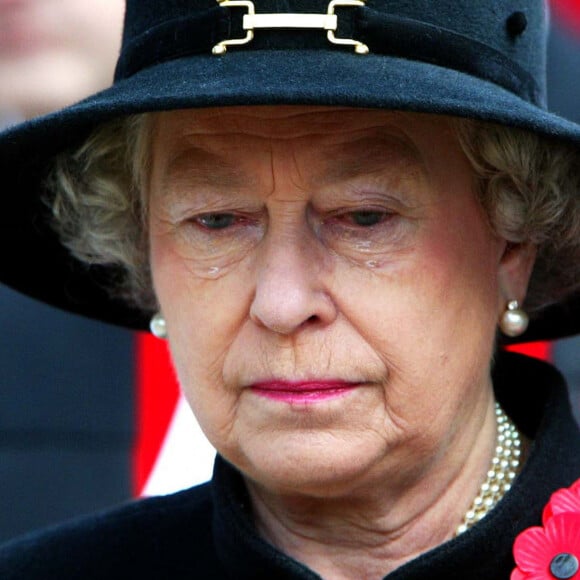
148;106;536;579
0;0;124;120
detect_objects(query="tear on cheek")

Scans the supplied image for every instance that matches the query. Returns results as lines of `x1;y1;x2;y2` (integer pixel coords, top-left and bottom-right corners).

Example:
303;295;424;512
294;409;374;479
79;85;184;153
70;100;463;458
179;253;251;281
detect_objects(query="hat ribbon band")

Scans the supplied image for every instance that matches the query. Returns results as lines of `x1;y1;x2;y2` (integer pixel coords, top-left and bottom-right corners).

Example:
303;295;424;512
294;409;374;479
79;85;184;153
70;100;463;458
115;5;542;106
359;9;543;107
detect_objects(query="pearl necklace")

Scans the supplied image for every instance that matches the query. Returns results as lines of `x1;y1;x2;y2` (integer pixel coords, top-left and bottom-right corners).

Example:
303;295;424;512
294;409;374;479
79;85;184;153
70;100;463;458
456;402;522;535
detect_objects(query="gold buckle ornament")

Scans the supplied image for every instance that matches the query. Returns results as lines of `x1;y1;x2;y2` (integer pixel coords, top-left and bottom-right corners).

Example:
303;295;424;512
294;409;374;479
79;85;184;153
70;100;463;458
212;0;369;55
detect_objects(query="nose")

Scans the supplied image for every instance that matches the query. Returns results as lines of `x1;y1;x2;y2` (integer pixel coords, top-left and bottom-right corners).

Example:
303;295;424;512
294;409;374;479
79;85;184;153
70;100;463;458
249;227;338;335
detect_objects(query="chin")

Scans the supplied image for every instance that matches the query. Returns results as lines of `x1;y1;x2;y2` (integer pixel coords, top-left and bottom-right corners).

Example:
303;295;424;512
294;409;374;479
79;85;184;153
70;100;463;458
231;433;387;497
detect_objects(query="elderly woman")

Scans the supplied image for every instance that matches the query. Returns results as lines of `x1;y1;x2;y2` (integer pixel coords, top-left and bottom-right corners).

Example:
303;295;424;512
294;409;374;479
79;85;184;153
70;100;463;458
1;0;580;578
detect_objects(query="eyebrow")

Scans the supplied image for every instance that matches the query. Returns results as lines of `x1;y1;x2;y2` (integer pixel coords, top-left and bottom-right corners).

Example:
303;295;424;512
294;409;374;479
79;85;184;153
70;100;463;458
320;134;427;185
158;131;427;198
160;147;254;194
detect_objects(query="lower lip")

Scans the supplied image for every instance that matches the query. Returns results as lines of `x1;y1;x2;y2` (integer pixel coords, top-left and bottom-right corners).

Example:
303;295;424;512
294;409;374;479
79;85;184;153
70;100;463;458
250;382;359;404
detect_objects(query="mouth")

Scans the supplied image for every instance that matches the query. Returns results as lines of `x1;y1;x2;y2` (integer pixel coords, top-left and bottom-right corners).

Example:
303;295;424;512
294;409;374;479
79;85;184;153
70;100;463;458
249;380;361;404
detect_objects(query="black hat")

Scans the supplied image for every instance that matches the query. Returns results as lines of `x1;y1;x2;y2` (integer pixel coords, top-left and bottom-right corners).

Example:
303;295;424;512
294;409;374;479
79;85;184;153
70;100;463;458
0;0;579;341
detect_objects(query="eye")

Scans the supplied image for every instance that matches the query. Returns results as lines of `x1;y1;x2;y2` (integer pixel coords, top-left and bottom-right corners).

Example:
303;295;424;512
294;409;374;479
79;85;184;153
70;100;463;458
345;210;391;227
196;213;237;230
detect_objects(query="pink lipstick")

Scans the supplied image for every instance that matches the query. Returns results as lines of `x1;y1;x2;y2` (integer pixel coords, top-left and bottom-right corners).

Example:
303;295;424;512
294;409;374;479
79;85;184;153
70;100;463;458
250;380;359;404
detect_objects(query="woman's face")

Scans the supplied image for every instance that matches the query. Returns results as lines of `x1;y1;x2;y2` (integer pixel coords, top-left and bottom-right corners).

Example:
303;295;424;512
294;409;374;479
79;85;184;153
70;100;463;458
148;107;533;496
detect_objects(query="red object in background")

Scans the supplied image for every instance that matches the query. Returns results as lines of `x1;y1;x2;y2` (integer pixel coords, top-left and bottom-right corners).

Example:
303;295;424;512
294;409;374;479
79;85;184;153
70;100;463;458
507;342;553;362
551;0;580;35
133;333;181;495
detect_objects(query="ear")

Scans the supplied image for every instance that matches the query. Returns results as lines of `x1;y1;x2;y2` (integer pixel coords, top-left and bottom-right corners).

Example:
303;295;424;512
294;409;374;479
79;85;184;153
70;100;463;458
497;242;537;311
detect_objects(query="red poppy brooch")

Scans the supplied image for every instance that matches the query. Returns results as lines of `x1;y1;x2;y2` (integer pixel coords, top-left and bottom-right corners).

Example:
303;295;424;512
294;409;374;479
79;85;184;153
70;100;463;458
512;479;580;579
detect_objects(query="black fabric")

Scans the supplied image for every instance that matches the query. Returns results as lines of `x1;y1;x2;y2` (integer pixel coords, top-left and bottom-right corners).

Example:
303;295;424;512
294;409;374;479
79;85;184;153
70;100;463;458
1;352;579;579
358;10;542;105
115;7;229;80
116;0;550;85
116;6;541;105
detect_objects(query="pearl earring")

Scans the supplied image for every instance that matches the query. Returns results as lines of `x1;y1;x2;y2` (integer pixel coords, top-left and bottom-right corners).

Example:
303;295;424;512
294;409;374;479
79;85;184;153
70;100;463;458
150;312;168;339
499;300;529;337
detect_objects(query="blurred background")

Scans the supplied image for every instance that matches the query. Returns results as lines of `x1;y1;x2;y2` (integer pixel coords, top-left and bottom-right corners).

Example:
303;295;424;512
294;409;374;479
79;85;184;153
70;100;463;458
0;0;578;543
547;0;580;421
0;0;214;543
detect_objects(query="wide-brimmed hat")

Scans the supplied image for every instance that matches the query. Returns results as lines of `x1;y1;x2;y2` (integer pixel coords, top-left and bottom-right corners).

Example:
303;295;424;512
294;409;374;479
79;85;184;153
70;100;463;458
0;0;579;342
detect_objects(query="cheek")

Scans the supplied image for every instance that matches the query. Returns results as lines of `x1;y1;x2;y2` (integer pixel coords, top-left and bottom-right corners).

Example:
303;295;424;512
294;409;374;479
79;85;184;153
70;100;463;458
418;195;500;312
153;266;253;448
150;232;253;391
335;201;500;377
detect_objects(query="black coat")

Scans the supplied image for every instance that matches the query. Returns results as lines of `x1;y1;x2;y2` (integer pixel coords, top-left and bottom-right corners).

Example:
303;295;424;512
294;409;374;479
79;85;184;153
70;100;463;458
1;352;579;579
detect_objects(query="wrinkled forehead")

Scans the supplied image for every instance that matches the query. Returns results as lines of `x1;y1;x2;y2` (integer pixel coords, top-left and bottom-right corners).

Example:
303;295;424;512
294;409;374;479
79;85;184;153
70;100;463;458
148;106;460;190
151;105;453;142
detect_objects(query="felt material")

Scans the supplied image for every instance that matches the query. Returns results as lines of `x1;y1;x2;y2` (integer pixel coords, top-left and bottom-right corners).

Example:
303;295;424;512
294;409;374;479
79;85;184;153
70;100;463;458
0;353;579;579
117;8;541;103
0;0;578;338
